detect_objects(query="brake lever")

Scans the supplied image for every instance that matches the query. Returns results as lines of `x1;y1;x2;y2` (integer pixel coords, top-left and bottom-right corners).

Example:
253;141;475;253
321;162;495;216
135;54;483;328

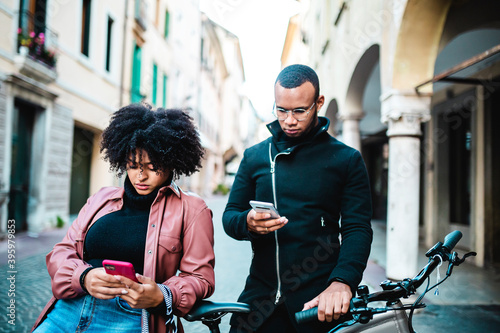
446;251;477;275
456;251;477;265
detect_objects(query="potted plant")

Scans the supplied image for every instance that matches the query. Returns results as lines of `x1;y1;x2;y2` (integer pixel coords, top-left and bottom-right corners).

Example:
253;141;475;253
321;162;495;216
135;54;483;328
17;28;57;68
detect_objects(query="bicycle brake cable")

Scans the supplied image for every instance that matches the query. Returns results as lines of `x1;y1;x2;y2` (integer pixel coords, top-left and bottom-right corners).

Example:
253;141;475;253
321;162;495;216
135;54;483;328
408;274;431;333
434;254;444;296
408;256;455;333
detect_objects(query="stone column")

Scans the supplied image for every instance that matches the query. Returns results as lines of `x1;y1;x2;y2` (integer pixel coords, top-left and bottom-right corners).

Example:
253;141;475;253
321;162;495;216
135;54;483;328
340;114;363;151
381;90;431;280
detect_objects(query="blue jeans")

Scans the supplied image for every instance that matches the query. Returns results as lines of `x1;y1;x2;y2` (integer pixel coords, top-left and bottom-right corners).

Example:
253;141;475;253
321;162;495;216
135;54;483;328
34;295;142;332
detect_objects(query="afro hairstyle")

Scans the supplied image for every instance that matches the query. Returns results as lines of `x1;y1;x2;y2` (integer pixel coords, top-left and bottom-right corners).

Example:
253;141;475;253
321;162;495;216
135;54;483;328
100;103;204;178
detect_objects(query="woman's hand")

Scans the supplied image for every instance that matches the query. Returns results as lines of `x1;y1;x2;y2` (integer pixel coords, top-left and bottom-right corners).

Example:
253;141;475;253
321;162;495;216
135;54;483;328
114;274;165;309
83;268;128;299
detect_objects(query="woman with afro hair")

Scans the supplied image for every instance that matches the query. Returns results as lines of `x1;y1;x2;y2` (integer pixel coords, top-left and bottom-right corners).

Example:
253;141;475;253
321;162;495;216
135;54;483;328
32;103;215;333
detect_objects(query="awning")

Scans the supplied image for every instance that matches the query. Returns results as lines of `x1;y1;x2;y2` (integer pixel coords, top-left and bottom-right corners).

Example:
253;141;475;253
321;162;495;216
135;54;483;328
415;44;500;94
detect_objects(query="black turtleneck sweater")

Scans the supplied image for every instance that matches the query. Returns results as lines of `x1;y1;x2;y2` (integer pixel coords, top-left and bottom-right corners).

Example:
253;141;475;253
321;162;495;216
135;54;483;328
84;177;160;274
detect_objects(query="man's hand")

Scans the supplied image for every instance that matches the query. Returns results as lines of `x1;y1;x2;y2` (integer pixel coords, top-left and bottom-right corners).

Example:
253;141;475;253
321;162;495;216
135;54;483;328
247;209;288;234
302;281;352;322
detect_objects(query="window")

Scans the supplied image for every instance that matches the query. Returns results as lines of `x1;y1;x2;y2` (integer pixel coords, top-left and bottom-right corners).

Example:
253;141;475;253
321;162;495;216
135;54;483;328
18;0;47;47
105;16;113;72
18;0;47;35
134;0;147;30
81;0;92;56
131;42;142;103
162;74;168;107
164;10;170;39
152;63;158;106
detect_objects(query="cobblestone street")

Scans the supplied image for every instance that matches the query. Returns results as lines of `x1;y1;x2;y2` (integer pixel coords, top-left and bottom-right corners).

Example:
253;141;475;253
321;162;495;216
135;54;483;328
1;252;53;332
0;195;252;333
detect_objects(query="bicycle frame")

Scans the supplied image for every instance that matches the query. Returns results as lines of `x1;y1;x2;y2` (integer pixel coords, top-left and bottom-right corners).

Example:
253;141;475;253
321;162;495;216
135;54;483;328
337;301;411;333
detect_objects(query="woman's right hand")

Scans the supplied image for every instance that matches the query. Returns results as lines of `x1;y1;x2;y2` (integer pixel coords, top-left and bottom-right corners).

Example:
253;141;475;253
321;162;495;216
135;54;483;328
84;268;127;299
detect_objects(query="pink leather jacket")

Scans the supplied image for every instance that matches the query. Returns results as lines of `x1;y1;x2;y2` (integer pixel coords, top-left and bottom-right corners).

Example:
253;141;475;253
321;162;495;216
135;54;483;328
31;181;215;333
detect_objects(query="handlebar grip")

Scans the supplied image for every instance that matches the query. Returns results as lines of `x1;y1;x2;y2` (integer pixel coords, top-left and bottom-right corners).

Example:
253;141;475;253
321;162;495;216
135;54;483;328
442;230;462;252
295;307;318;324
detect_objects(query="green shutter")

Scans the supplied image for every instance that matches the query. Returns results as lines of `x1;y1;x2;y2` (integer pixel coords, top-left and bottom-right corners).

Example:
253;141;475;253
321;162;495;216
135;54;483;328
164;10;170;38
152;63;158;106
131;42;142;103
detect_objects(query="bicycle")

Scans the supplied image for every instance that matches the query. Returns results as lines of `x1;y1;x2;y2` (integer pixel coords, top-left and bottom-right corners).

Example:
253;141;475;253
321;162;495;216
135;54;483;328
183;230;475;333
295;230;476;332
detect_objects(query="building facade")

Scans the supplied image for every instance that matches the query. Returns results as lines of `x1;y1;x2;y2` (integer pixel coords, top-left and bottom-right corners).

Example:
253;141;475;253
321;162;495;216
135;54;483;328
282;0;500;279
0;0;250;236
0;0;126;235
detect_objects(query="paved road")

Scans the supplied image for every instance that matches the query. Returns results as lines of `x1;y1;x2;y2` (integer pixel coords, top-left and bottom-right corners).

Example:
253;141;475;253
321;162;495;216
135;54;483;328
1;194;499;332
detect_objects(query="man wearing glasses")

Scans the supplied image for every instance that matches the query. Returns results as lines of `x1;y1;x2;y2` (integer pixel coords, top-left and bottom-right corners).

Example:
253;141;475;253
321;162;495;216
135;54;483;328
223;64;373;332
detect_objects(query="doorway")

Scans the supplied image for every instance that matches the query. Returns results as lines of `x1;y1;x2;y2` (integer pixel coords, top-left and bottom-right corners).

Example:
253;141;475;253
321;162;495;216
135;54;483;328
8;99;38;231
362;133;388;221
485;86;500;265
69;127;94;215
434;90;475;248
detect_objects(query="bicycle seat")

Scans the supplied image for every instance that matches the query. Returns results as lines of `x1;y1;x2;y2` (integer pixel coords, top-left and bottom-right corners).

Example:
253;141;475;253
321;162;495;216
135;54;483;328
184;300;251;322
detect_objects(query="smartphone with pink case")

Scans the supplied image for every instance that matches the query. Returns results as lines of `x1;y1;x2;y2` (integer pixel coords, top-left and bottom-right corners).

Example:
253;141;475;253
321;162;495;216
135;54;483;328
102;260;139;282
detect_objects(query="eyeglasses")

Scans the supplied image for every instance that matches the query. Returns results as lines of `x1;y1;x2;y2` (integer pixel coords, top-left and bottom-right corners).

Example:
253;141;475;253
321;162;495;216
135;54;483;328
273;102;316;121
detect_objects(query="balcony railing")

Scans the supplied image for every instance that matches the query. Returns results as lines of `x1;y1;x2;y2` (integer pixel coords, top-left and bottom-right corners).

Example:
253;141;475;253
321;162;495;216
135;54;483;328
17;10;58;69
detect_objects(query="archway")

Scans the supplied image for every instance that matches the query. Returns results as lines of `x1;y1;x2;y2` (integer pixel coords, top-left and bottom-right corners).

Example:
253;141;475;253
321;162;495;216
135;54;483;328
428;14;500;267
342;44;380;151
324;98;339;137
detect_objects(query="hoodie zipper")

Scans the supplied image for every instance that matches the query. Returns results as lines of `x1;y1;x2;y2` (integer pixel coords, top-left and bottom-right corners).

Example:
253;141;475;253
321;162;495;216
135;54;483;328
269;143;291;304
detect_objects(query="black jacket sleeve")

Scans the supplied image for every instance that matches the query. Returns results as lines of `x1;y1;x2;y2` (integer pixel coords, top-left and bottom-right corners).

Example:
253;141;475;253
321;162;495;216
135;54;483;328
328;149;373;291
222;150;255;241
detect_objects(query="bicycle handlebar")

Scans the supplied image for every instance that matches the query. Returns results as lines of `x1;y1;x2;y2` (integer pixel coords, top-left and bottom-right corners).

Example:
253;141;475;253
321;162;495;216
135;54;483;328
442;230;462;253
295;230;464;325
295;307;318;324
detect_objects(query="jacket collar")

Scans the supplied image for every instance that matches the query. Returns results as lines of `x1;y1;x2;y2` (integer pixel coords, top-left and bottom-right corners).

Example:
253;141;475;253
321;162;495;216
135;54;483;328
266;116;330;144
165;180;181;197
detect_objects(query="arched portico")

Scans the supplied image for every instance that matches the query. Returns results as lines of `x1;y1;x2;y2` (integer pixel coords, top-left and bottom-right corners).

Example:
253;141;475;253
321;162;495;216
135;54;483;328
382;0;452;279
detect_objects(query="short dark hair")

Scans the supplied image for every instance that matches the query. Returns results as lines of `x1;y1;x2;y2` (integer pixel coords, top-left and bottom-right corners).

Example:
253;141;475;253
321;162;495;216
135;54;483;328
100;103;204;178
275;64;320;100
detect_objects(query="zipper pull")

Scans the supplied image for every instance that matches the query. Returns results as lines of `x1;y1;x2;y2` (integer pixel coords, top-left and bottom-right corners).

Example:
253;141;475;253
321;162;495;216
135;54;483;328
270;160;275;174
274;290;281;304
321;217;325;227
